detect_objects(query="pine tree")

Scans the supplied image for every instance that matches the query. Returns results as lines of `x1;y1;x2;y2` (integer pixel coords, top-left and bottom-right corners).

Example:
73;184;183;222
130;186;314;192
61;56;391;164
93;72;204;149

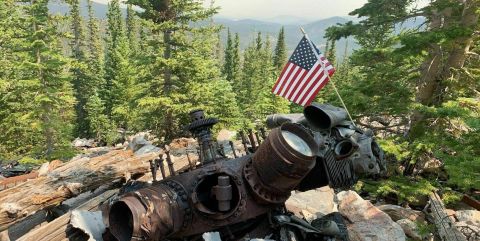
104;0;126;116
223;29;234;80
68;0;91;137
232;33;241;82
328;39;336;67
87;0;104;79
85;92;116;145
103;0;139;132
0;0;40;158
126;4;139;54
25;0;75;159
273;27;287;71
127;0;226;141
223;30;241;83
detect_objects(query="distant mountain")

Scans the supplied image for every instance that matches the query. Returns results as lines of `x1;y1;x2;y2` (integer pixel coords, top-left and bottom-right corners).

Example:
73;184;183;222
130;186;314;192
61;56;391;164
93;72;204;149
262;15;313;25
48;0;358;61
48;0;126;18
214;16;358;60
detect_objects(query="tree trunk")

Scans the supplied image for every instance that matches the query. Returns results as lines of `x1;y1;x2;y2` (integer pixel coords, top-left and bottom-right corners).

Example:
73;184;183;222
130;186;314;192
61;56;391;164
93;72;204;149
409;0;479;136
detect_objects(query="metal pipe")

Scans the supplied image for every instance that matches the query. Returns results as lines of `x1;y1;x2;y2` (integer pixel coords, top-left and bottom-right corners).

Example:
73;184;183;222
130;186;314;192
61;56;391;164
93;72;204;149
247;129;257;151
165;150;175;176
229;141;237;158
159;157;166;179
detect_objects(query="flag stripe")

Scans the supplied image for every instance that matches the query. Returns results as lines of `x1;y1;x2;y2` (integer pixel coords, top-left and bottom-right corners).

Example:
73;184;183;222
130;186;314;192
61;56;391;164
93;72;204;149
302;74;330;106
289;62;321;102
285;69;308;99
293;67;324;103
272;63;291;92
298;73;328;105
273;63;294;94
279;66;301;96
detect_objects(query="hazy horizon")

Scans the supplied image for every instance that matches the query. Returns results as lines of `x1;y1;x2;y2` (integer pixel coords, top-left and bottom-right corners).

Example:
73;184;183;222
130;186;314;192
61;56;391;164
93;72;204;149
91;0;369;20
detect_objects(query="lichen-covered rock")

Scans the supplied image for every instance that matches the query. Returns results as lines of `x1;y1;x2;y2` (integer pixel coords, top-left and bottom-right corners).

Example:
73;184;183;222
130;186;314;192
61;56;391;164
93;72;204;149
377;204;425;222
455;221;480;241
337;191;405;241
396;219;423;241
455;210;480;226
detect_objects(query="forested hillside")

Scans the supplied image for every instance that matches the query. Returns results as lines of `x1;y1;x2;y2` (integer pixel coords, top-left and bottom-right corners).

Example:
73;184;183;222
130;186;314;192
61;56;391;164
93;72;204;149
0;0;478;204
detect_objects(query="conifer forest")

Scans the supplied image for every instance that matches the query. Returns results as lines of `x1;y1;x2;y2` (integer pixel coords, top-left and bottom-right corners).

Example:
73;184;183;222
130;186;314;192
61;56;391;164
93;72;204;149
0;0;479;228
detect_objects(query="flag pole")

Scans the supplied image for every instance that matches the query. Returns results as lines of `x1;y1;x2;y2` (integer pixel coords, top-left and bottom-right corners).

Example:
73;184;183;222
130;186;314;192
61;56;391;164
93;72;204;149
300;27;356;126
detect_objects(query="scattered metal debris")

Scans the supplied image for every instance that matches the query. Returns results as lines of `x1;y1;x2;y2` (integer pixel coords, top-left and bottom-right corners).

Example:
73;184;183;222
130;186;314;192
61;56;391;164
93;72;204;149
103;103;385;241
70;210;106;241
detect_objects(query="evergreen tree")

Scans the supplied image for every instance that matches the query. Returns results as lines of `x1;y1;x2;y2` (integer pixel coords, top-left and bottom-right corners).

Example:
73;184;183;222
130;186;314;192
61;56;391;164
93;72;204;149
238;33;289;126
232;33;241;81
85;92;116;145
68;0;90;137
328;39;336;67
223;29;234;80
273;27;287;71
25;0;75;159
127;0;231;141
104;0;138;132
223;30;241;83
0;0;40;158
126;4;139;54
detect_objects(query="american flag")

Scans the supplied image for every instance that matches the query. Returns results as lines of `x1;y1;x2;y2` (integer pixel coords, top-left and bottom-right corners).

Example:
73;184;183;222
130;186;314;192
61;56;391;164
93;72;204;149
272;36;335;106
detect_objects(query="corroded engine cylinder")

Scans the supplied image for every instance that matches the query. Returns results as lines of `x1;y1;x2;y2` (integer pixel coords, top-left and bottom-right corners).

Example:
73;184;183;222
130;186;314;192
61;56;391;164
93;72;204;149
244;123;318;203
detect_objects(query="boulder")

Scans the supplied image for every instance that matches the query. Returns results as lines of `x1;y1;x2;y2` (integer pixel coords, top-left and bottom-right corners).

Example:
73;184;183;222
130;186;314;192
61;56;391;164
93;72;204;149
396;219;423;241
455;221;480;241
455;210;480;226
135;144;161;155
377;204;425;222
72;138;95;148
128;135;150;152
286;186;336;220
337;190;405;241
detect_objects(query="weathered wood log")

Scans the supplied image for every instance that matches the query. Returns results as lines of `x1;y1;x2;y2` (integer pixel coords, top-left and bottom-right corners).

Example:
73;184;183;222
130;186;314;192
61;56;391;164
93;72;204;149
428;192;466;241
0;172;38;191
0;149;159;232
2;183;119;241
15;189;119;241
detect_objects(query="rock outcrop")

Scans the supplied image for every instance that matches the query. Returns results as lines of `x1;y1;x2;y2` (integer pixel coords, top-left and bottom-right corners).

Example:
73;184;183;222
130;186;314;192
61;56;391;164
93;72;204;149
337;190;406;241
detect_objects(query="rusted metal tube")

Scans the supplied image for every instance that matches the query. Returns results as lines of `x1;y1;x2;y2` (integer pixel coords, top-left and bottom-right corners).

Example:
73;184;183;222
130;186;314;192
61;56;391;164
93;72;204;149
108;184;187;241
165;150;175;176
247;129;257;151
239;130;249;154
229;141;237;158
244;123;318;203
159;157;166;179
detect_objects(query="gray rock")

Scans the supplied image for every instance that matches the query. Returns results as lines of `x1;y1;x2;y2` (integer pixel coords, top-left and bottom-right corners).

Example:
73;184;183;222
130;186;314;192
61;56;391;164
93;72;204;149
38;162;50;176
134;144;161;155
455;210;480;226
396;219;423;241
72;138;95;148
337;190;405;241
128;136;150;152
377;204;426;222
455;221;480;241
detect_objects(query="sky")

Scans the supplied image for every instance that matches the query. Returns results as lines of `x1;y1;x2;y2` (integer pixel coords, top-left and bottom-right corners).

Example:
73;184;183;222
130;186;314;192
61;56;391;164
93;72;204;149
91;0;370;20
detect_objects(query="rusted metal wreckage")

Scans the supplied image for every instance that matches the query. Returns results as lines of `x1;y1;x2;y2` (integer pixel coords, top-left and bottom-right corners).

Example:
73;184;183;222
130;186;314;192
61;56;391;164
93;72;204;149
103;103;386;241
